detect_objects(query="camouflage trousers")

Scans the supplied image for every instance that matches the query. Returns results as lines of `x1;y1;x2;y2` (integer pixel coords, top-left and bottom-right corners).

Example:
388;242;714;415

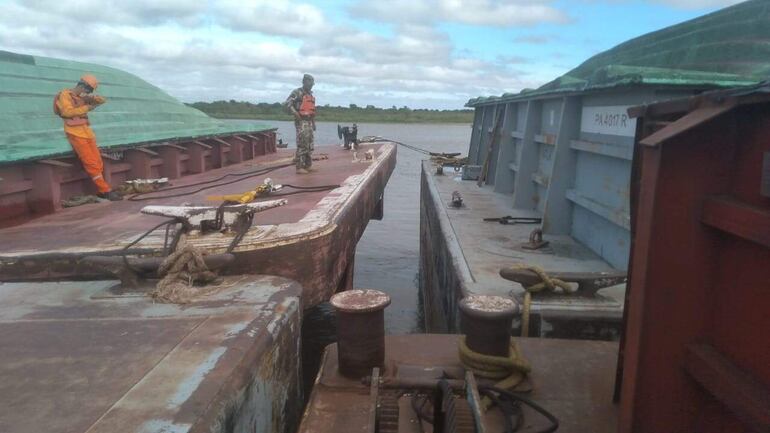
294;119;314;169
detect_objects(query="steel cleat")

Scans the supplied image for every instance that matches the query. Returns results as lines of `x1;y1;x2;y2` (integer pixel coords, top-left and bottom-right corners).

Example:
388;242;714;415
499;266;627;296
140;199;287;231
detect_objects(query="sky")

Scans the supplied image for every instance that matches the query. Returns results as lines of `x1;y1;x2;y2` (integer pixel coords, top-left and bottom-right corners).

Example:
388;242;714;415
0;0;747;109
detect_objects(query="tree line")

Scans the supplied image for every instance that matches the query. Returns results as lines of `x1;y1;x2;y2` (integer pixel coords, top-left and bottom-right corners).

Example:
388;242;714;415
187;100;473;124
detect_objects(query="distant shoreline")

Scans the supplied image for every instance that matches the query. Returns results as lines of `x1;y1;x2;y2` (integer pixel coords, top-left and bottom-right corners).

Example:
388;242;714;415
188;101;474;124
212;113;472;124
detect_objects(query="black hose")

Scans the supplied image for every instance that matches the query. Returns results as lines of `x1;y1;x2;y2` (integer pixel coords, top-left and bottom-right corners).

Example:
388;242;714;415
120;218;179;272
128;162;294;201
365;137;459;158
410;393;433;432
479;385;559;433
267;183;340;198
483;389;516;433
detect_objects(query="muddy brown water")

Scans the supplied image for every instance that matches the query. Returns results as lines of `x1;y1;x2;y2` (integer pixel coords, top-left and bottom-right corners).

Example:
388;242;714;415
226;119;470;397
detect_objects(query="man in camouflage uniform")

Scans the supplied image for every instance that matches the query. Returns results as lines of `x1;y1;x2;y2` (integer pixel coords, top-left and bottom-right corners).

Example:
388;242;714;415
284;74;316;174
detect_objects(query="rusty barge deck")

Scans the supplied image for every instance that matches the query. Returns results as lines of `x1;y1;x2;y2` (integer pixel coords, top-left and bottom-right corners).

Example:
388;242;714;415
0;275;303;433
298;334;619;433
0;142;396;309
420;163;625;338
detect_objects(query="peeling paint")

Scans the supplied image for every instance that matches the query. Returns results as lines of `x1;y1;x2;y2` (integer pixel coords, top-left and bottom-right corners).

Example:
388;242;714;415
168;347;227;409
139;419;192;433
266;297;299;339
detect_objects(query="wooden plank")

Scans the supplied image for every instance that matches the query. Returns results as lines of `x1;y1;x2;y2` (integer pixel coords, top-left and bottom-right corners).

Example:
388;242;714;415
685;343;770;433
511;130;525;139
38;159;73;168
701;195;770;248
233;135;249;143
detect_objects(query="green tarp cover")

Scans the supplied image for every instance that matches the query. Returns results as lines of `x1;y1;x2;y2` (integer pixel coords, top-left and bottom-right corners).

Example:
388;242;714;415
467;0;770;106
0;50;274;164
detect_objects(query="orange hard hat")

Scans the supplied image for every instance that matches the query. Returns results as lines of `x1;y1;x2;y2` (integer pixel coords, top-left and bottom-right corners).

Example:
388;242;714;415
80;74;99;90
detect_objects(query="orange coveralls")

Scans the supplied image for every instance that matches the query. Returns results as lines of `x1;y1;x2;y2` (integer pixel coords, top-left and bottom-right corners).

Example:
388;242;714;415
54;89;111;193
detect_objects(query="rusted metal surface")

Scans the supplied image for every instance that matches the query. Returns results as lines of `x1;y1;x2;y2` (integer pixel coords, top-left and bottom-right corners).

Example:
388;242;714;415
0;142;397;309
419;162;625;338
366;367;380;433
620;85;770;433
0;131;278;226
298;335;619;433
459;295;517;357
331;289;390;378
500;267;627;296
83;253;235;290
141;199;287;230
465;372;487;433
684;343;770;432
520;228;549;250
0;275;303;433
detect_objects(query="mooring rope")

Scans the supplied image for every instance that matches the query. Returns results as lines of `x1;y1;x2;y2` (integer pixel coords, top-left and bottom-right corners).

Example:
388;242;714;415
508;264;575;337
458;336;531;410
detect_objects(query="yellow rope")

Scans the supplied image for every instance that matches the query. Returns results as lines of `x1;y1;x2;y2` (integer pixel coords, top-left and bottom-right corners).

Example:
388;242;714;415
458;336;530;409
508;264;575;337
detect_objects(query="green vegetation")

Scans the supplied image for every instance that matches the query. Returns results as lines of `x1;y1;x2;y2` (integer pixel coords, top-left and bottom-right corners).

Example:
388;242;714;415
187;100;473;124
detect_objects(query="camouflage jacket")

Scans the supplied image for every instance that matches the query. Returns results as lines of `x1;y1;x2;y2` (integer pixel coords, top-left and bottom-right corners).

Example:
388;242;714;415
284;87;312;115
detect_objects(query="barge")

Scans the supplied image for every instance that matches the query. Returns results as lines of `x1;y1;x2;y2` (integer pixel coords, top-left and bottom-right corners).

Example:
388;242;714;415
0;50;396;309
420;0;769;337
300;83;770;433
0;276;304;433
0;51;395;433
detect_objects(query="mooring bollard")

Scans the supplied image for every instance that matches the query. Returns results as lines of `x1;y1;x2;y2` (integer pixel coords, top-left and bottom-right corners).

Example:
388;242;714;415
330;289;391;378
459;295;518;357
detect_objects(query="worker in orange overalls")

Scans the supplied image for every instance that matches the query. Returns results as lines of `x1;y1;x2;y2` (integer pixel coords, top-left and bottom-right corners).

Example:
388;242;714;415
54;74;121;201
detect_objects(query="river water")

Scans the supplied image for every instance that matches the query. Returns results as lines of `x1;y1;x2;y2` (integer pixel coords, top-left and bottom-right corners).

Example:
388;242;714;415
227;119;470;392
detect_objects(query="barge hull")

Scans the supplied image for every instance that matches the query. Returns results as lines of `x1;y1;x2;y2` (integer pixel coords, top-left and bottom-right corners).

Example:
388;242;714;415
0;143;396;309
0;275;303;433
420;161;623;338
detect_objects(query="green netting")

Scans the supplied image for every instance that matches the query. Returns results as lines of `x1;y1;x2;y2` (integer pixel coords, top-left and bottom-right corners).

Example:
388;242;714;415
467;0;770;106
0;51;274;164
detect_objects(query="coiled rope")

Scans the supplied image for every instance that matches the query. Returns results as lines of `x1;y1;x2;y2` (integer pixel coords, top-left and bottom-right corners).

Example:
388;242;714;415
458;336;531;410
151;244;219;304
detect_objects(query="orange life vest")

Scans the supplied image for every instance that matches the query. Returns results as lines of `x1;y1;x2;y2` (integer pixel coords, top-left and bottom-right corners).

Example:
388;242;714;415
53;90;90;126
299;93;316;117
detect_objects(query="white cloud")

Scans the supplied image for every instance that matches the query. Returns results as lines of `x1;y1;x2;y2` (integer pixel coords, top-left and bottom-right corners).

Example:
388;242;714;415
0;0;560;109
350;0;570;26
16;0;206;25
215;0;327;37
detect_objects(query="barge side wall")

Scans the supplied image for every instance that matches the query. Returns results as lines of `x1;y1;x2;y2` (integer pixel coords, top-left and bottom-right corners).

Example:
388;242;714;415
467;88;700;270
419;165;472;332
